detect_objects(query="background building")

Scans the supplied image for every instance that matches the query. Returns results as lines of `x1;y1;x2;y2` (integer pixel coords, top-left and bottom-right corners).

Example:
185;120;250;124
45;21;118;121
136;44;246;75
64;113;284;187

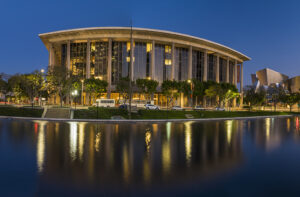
39;27;250;106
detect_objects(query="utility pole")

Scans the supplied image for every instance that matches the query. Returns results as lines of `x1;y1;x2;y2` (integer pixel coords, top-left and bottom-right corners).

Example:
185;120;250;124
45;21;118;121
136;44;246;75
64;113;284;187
128;20;133;119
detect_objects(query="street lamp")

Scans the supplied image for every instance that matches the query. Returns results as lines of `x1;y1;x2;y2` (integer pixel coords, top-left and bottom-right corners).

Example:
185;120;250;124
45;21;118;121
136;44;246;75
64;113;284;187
187;80;193;107
81;79;84;106
71;90;78;110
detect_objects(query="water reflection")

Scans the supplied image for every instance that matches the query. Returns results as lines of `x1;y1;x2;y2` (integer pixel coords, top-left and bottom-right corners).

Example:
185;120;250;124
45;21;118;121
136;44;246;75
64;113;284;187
0;117;300;195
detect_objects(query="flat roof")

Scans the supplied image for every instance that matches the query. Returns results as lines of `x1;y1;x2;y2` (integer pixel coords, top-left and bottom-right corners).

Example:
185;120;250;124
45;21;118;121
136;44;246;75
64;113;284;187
39;27;251;61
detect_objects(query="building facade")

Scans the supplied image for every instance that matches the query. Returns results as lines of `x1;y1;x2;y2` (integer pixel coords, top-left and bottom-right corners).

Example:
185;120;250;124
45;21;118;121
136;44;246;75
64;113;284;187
39;27;250;106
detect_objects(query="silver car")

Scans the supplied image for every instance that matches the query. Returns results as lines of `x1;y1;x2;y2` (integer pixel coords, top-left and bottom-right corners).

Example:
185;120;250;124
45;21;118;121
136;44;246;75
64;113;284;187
172;106;183;111
145;104;160;110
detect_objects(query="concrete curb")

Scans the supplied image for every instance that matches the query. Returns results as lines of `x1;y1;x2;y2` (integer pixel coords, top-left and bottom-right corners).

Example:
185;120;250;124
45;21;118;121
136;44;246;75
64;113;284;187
0;114;295;123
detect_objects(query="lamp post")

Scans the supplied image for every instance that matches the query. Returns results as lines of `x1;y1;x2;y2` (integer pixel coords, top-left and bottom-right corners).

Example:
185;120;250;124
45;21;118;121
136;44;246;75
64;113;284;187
81;79;84;106
71;90;78;110
187;80;193;107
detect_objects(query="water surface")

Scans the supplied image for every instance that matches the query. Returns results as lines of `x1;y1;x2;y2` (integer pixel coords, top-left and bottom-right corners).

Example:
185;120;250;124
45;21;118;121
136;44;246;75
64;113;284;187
0;117;300;196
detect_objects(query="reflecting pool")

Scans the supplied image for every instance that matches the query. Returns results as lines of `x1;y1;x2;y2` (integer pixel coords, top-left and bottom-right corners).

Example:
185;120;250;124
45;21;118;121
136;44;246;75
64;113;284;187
1;117;300;196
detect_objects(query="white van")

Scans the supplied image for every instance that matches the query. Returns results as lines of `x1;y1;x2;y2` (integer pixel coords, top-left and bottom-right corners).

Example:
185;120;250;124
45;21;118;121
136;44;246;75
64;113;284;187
93;99;115;107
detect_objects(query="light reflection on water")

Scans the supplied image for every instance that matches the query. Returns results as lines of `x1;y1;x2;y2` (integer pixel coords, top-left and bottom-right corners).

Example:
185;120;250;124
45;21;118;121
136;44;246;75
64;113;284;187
1;116;300;196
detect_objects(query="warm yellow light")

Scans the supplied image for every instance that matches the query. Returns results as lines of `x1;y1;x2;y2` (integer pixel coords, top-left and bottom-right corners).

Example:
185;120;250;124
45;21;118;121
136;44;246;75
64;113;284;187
147;77;151;80
165;45;171;53
165;59;172;65
187;79;191;83
146;43;152;52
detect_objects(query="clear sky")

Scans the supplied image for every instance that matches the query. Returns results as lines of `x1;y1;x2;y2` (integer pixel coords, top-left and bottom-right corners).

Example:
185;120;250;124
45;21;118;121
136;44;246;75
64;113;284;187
0;0;299;85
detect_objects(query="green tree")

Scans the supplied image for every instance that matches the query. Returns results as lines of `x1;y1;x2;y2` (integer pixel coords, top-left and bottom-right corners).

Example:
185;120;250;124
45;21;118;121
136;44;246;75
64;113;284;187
116;77;134;104
0;77;9;104
46;66;71;107
267;84;286;112
8;74;26;103
161;80;177;107
244;86;266;111
280;93;300;112
192;79;205;106
84;78;108;104
136;78;159;101
23;70;45;108
145;79;158;101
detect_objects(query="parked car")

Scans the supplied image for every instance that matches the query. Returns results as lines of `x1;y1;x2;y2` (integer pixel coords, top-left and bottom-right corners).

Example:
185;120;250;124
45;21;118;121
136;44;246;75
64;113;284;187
194;106;206;111
172;106;183;111
144;104;160;110
215;107;225;111
119;104;128;109
92;99;115;107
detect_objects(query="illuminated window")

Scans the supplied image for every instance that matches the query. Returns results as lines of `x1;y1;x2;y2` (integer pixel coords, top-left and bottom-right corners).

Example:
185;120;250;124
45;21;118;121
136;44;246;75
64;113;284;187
146;43;152;52
165;59;172;65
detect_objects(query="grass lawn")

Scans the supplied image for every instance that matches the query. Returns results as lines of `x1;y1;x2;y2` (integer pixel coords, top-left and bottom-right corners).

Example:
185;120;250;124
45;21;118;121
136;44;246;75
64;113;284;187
74;107;295;120
0;105;43;117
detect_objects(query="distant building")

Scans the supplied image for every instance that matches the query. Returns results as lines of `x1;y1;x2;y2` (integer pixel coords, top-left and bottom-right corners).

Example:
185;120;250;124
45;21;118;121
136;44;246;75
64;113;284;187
284;76;300;93
251;68;299;93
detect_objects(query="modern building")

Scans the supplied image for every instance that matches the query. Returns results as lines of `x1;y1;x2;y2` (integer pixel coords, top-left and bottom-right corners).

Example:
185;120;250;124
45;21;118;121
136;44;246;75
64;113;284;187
39;27;250;106
251;68;300;93
251;68;289;89
284;76;300;93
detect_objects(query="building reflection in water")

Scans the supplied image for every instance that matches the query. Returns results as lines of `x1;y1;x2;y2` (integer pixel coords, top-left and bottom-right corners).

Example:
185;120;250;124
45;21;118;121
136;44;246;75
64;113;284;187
29;120;246;189
10;118;300;192
35;120;47;174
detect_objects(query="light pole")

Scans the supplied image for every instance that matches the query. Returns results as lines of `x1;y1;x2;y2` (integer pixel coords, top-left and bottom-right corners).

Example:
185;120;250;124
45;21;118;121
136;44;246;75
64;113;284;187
81;79;84;106
187;80;193;107
71;90;78;110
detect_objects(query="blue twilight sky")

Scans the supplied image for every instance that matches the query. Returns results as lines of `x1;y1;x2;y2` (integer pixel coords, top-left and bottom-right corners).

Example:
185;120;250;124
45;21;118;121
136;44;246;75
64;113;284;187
0;0;299;85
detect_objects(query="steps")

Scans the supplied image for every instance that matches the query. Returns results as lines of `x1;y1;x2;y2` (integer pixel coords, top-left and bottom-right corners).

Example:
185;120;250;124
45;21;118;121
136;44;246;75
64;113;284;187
44;108;70;119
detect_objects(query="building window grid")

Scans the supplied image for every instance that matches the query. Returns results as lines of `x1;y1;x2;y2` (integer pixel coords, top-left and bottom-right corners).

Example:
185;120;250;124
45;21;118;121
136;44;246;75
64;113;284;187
175;47;188;81
208;54;216;81
61;44;67;68
192;50;204;81
111;42;129;84
91;42;108;80
229;60;234;84
70;42;87;78
155;44;172;83
219;57;227;82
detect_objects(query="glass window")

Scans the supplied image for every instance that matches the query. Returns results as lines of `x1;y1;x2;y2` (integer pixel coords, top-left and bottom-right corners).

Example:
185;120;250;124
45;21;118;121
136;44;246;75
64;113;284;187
219;57;227;82
90;42;108;80
133;42;150;80
61;44;67;68
208;54;217;81
111;42;129;84
70;42;87;78
175;47;188;81
229;60;234;84
192;50;204;81
155;44;172;83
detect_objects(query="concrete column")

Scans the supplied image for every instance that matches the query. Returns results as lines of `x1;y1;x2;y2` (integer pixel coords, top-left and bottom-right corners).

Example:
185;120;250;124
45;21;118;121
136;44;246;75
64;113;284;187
86;40;91;79
226;57;230;83
234;60;238;86
151;40;155;80
171;43;175;80
130;39;134;81
203;50;208;107
107;38;112;98
49;43;54;67
216;54;220;83
233;59;238;108
240;62;244;107
203;50;208;82
67;41;71;71
188;45;193;80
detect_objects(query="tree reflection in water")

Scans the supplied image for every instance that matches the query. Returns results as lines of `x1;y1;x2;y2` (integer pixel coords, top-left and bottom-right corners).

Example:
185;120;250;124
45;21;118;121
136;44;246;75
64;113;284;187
0;117;299;196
